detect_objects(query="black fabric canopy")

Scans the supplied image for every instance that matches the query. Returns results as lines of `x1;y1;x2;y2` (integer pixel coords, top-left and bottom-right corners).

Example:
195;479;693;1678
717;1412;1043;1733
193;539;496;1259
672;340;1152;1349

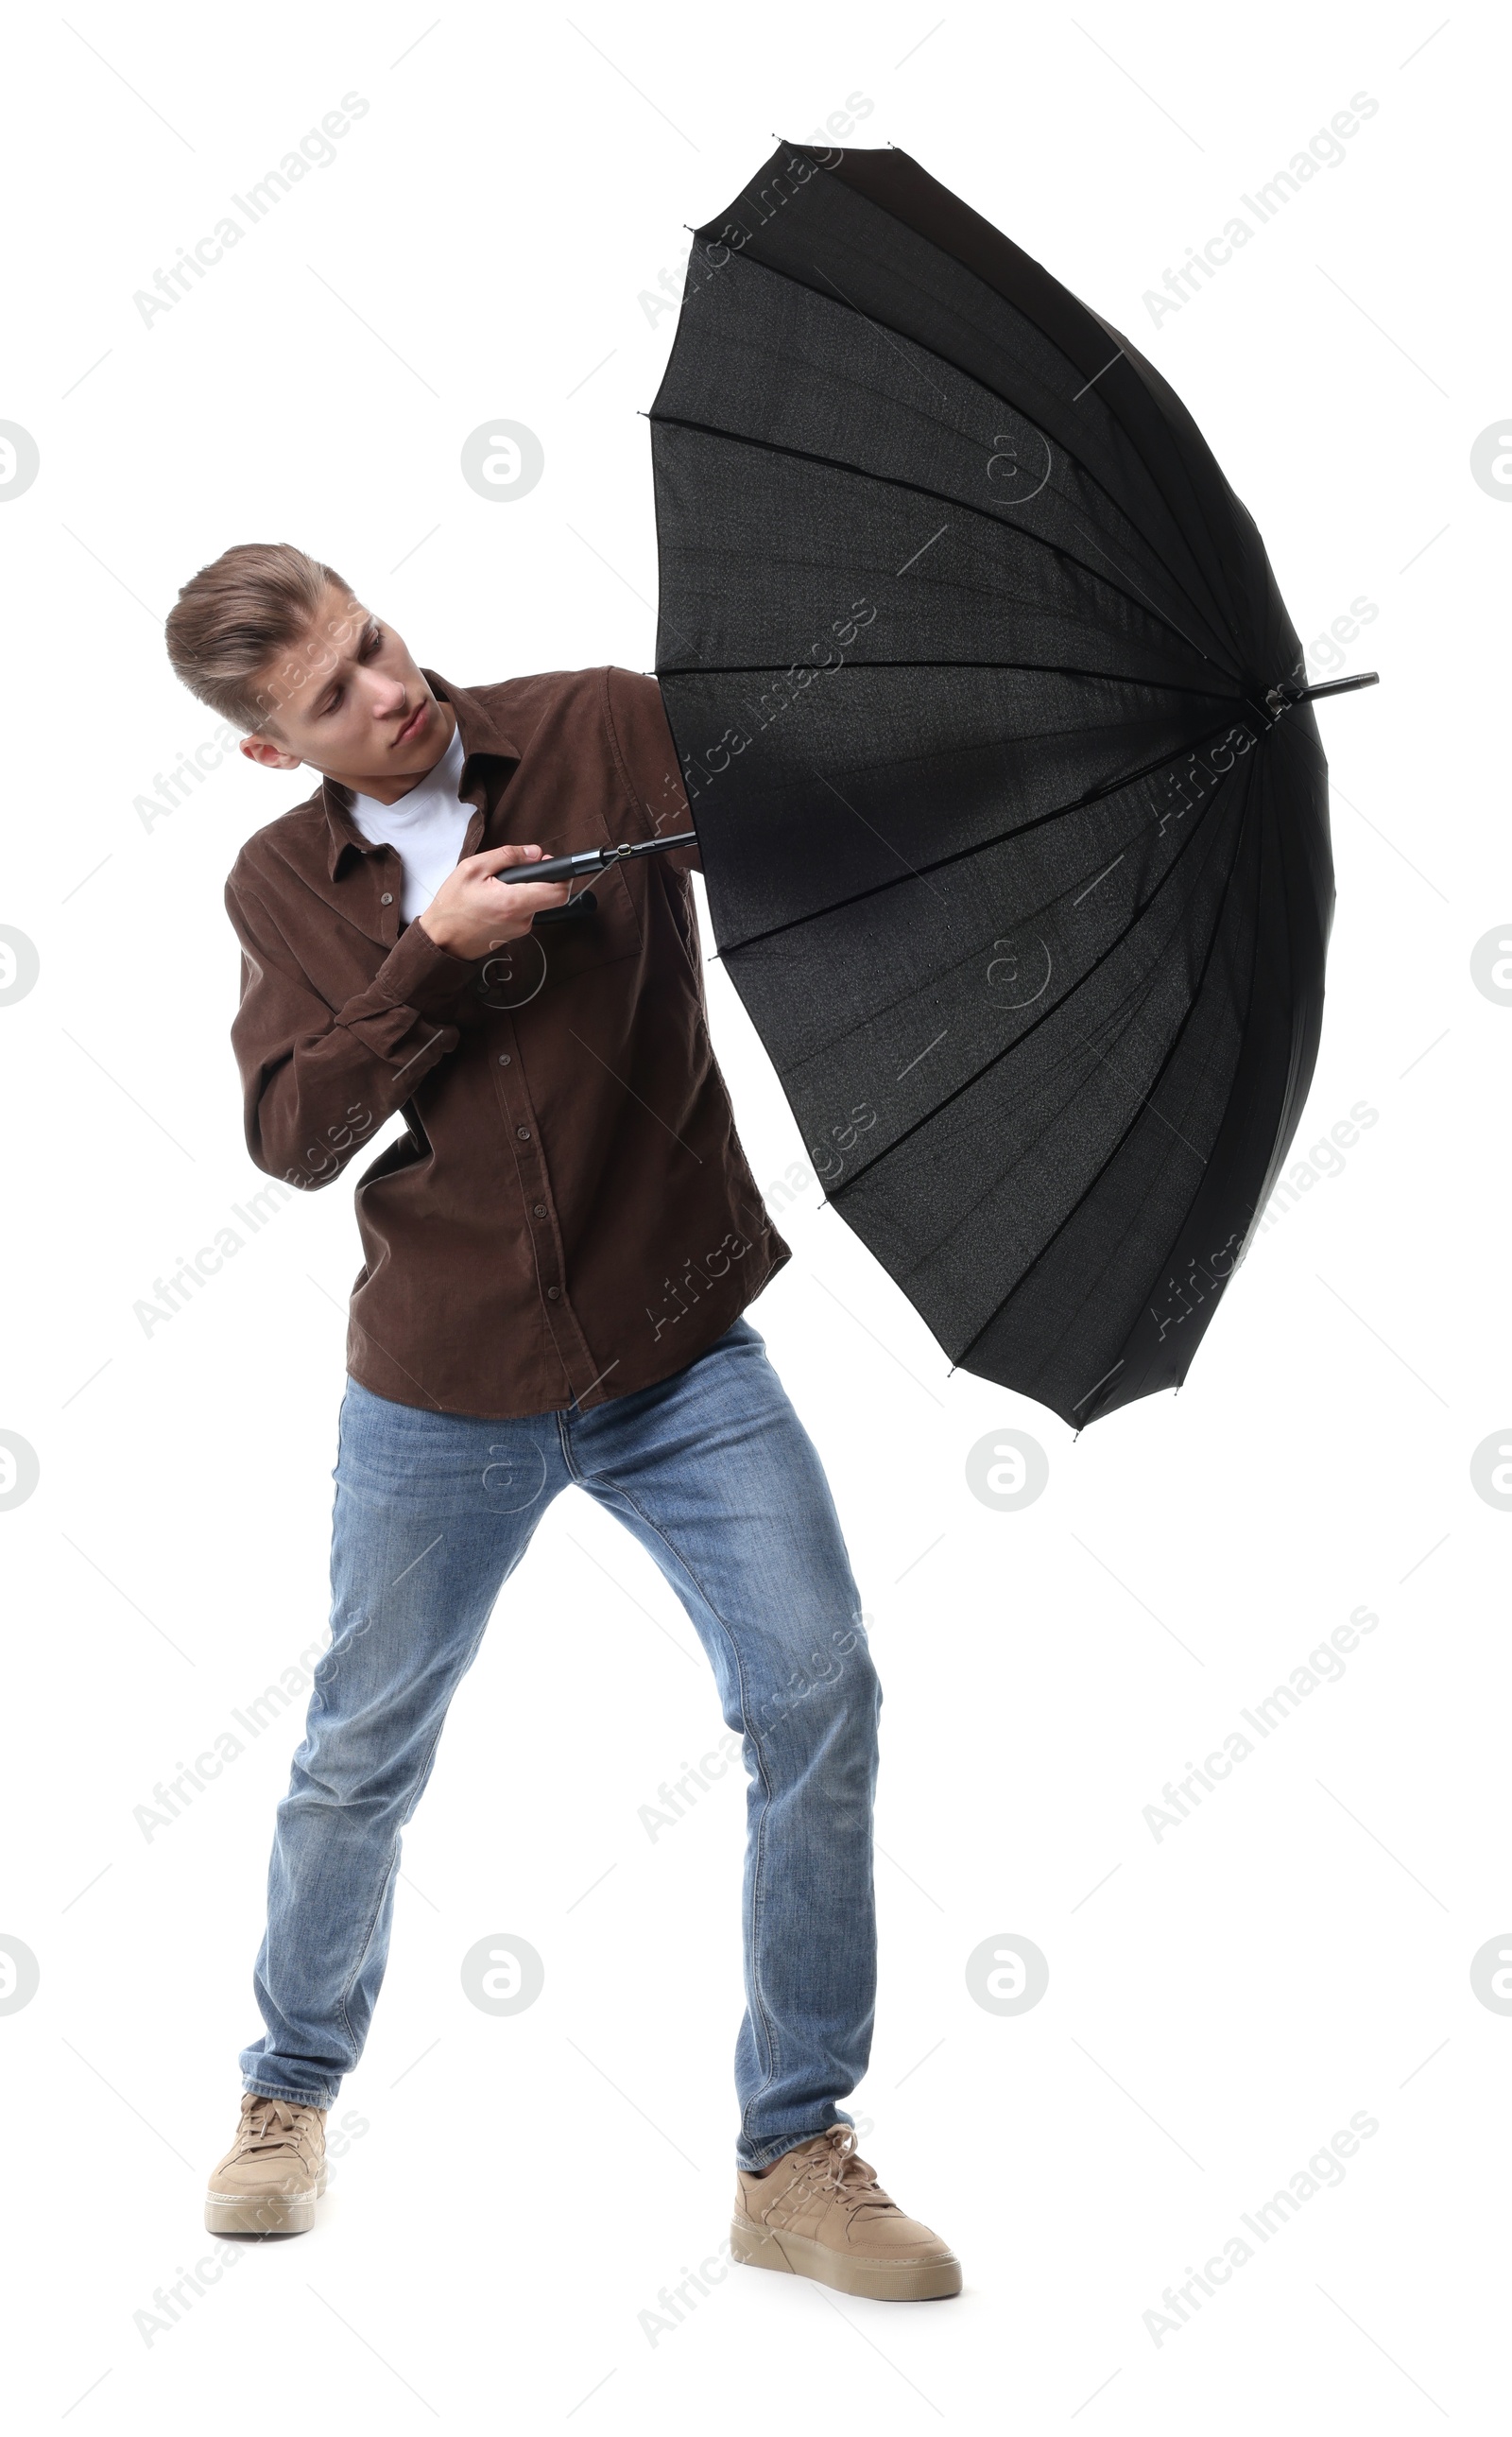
649;142;1359;1427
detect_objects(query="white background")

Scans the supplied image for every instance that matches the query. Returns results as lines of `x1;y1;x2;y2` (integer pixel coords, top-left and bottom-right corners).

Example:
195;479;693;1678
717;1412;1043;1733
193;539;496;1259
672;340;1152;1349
1;2;1503;2428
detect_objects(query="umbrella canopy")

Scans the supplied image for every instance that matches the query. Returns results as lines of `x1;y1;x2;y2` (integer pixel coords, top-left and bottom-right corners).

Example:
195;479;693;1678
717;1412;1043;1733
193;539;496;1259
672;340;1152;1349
648;142;1373;1427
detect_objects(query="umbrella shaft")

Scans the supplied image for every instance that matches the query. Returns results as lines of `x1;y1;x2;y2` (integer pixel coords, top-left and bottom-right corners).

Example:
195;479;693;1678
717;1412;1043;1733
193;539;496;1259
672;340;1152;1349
495;830;697;885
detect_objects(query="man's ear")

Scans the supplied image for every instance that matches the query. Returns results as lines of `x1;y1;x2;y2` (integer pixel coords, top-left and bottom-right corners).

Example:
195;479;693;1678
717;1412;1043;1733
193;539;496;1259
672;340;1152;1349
239;734;304;773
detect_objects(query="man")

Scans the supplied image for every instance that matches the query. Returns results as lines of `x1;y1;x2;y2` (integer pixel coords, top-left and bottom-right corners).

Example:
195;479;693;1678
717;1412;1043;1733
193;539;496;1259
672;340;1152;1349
165;541;959;2300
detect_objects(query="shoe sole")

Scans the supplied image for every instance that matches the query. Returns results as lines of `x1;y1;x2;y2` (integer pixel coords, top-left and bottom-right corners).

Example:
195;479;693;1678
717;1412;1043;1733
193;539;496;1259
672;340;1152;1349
730;2215;962;2301
204;2169;327;2238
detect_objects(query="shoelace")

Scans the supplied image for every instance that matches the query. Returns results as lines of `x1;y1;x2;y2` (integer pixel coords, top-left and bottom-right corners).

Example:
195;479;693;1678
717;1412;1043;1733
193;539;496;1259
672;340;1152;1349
235;2098;315;2161
767;2126;899;2224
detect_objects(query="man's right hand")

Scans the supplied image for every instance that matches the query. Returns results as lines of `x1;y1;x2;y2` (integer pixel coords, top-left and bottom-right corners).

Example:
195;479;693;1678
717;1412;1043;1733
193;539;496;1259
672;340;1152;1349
418;842;572;959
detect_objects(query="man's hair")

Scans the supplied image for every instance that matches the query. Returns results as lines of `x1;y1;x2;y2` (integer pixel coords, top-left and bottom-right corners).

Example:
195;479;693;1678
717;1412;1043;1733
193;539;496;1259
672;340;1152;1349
163;542;357;734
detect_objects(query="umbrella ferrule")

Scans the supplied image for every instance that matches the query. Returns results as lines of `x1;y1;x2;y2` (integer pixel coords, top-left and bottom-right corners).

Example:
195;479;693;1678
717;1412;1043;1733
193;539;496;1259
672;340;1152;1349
1297;671;1381;703
1261;671;1381;723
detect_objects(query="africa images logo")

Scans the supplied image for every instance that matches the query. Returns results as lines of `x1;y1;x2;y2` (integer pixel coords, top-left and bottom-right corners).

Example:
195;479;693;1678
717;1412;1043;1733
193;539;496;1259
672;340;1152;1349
1142;94;1380;326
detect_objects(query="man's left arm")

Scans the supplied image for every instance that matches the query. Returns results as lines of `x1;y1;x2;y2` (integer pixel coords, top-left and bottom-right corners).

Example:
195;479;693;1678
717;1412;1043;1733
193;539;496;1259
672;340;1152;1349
603;666;700;873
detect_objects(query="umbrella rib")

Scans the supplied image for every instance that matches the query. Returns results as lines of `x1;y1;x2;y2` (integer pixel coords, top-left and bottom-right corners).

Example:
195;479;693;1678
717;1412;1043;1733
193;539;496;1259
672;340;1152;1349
944;760;1264;1379
1021;775;1271;1419
1221;742;1309;1236
809;779;1249;1378
678;240;1244;664
671;657;1241;707
649;410;1245;684
927;782;1254;1292
782;834;1163;1092
773;743;1237;1077
822;751;1249;1196
780;186;1246;655
1083;768;1281;1400
1077;310;1254;683
716;706;1265;957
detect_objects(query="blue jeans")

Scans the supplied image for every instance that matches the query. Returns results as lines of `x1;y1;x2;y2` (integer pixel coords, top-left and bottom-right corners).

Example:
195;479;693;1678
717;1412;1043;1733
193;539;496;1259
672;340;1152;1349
239;1318;883;2170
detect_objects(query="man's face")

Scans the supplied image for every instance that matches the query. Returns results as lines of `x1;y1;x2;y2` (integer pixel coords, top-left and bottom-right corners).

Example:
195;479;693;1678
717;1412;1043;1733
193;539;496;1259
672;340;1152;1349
238;583;452;802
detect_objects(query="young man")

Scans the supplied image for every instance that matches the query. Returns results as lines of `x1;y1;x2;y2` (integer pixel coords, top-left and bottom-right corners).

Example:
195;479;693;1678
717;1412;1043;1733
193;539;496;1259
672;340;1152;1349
164;543;959;2301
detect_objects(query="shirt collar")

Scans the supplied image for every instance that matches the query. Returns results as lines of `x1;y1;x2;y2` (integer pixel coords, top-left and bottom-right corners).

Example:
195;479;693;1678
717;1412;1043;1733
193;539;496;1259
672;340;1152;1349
319;669;522;880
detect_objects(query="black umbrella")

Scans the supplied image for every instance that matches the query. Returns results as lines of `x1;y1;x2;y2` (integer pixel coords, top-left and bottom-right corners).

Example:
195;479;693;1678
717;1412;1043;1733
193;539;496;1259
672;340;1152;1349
642;141;1377;1427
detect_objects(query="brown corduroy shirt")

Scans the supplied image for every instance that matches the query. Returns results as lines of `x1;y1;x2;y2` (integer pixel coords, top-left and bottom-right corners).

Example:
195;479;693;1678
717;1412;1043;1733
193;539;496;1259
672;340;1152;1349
224;665;789;1416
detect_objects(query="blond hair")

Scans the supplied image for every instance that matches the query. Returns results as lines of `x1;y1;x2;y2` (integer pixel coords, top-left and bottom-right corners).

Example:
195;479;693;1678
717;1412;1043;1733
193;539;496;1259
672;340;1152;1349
163;541;360;734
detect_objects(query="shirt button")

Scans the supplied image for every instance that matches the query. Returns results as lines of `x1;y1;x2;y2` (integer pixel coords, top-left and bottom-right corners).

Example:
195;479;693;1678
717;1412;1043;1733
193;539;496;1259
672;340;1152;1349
546;1286;560;1300
517;1126;531;1140
498;1054;511;1066
380;891;393;906
533;1203;546;1218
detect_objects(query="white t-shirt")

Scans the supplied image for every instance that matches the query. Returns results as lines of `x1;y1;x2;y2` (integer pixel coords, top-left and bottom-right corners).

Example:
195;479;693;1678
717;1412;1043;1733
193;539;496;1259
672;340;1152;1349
347;714;472;923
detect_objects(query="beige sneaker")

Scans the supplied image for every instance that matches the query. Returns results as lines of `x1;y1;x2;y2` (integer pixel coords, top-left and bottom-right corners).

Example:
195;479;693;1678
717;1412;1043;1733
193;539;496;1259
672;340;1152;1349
204;2094;327;2237
731;2124;961;2300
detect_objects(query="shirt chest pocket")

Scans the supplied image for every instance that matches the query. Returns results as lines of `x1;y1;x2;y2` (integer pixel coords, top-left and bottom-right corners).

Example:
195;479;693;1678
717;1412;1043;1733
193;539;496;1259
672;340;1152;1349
472;810;645;1011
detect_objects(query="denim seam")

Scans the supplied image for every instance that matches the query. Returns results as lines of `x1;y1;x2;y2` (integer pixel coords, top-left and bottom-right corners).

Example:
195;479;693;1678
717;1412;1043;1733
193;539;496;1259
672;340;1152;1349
574;1469;782;2135
331;1607;493;2059
336;1838;406;2066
